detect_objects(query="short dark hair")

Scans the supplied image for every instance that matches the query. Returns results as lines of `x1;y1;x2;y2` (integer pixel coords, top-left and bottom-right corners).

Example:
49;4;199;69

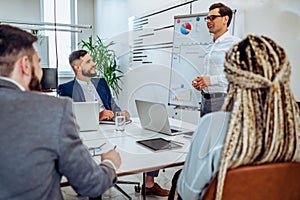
209;3;233;27
0;25;37;76
69;49;88;67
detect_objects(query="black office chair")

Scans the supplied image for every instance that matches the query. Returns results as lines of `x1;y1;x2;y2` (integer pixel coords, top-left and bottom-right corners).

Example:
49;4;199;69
114;180;141;199
61;179;141;200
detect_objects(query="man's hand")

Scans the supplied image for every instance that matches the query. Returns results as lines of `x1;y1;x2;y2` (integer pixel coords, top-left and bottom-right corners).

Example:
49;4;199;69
101;149;121;169
99;109;114;121
123;110;130;121
192;76;211;91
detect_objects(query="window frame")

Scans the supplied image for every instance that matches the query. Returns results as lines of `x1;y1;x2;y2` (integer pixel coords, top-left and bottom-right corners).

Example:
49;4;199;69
41;0;77;77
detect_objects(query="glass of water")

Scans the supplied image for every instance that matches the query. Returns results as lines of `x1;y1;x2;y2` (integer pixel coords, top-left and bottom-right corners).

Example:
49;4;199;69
115;111;126;131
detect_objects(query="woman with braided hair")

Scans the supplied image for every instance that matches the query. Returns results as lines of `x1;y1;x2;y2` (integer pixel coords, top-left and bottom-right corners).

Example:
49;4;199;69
176;35;300;200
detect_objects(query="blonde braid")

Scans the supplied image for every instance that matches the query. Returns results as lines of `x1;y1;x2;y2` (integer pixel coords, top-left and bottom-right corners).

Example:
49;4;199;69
215;35;300;200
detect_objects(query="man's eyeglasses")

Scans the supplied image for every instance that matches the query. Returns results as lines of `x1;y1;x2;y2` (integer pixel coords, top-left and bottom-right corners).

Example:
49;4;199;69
204;15;222;22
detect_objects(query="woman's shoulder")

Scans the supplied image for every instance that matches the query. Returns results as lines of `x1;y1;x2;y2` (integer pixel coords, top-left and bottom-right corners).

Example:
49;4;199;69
194;111;231;141
199;111;231;124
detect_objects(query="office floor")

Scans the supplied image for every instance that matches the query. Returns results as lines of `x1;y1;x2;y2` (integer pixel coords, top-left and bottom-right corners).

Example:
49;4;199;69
62;167;181;200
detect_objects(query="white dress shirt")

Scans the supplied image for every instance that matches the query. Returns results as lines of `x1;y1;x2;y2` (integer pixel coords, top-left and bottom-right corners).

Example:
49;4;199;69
203;31;240;93
76;78;105;112
0;76;25;91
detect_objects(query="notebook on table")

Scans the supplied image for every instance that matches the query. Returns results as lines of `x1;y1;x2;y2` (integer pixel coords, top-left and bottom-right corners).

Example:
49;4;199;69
99;120;115;125
99;119;132;125
72;102;100;131
135;99;194;136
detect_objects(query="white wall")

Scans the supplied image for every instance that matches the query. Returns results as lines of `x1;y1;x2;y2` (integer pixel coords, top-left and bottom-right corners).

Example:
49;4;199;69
0;0;41;21
77;0;94;43
94;0;188;39
233;0;300;102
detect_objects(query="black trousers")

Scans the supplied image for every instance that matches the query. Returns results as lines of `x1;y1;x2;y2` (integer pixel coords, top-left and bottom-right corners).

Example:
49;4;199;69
200;94;225;117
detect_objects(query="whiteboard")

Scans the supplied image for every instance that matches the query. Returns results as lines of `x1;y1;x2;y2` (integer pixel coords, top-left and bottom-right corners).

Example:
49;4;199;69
168;12;236;109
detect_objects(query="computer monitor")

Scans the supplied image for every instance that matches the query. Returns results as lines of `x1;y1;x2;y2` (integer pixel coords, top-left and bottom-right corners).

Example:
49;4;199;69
41;68;57;90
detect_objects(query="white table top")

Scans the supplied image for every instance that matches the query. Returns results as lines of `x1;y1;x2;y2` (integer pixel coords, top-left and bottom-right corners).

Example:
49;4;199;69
80;118;197;176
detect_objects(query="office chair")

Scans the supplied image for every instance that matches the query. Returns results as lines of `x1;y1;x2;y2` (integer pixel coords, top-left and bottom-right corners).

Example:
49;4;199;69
202;162;300;200
113;180;141;200
61;179;140;200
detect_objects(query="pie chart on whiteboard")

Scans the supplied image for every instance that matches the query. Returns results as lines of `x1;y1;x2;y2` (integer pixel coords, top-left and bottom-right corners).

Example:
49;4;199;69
180;23;192;35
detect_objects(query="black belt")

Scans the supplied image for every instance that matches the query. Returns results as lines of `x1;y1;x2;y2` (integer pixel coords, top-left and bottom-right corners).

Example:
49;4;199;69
201;91;226;99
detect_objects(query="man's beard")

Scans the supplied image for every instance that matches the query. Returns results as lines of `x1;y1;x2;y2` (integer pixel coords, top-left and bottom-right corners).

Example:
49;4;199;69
82;68;97;77
29;67;42;91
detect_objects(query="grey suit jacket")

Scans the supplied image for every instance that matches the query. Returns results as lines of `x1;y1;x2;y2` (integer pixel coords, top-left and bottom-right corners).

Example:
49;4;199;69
0;79;117;200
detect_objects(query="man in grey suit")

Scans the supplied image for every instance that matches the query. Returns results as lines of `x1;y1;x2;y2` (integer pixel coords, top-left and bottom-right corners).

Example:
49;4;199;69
0;24;121;200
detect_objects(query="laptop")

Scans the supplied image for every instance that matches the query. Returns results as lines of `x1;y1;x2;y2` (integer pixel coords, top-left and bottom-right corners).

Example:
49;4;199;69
72;102;100;131
135;99;194;136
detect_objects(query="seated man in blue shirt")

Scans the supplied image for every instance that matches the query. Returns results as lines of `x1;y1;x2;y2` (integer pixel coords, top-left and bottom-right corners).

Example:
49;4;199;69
58;50;169;196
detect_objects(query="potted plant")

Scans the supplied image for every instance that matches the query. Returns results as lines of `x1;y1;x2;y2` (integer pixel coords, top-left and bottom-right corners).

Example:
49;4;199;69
80;35;123;97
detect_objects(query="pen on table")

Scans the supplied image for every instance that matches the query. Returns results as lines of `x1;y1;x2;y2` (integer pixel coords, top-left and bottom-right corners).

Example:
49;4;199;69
88;142;106;150
99;142;106;148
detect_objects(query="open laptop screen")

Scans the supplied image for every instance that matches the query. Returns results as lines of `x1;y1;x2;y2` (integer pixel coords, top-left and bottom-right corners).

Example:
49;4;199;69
135;99;194;136
73;102;100;131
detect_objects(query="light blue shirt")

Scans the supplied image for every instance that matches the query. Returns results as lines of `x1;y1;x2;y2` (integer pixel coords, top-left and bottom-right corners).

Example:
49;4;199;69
177;111;231;199
203;31;240;93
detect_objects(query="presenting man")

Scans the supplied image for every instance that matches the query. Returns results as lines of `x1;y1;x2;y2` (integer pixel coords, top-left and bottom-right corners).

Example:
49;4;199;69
168;3;241;199
0;24;121;200
192;3;240;117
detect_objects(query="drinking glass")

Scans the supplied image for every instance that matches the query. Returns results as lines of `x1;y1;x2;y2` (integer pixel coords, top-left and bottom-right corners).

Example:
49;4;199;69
115;111;126;131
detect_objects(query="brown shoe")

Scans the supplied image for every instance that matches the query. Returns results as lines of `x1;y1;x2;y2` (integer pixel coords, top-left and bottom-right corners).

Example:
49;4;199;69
144;183;170;196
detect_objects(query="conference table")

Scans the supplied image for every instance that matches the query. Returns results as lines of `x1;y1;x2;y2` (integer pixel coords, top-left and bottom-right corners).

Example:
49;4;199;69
62;118;197;199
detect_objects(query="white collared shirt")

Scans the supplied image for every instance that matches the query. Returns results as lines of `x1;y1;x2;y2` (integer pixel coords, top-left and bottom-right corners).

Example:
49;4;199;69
203;31;240;93
0;76;26;91
76;78;105;112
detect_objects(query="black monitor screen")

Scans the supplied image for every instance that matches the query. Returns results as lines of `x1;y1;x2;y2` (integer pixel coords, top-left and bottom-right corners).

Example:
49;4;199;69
41;68;57;90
